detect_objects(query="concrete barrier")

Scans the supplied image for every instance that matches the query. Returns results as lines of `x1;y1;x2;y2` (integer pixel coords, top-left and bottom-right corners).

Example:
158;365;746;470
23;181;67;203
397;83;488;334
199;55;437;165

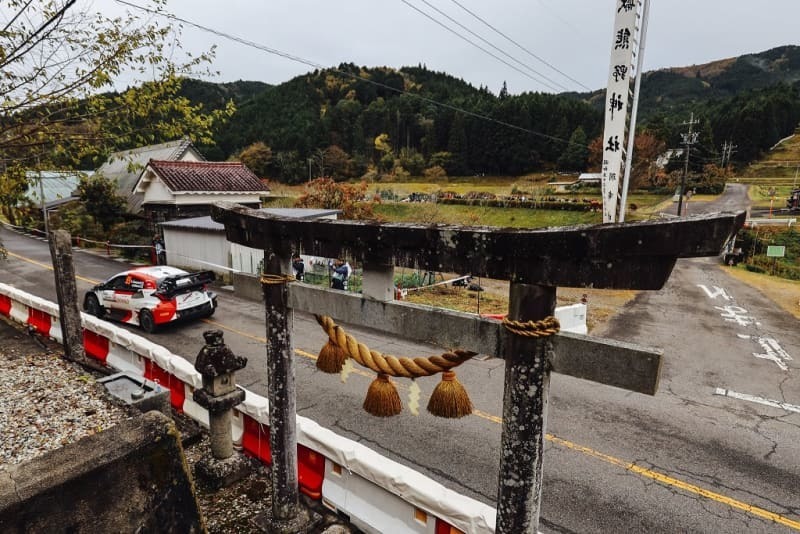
0;282;497;533
232;271;263;302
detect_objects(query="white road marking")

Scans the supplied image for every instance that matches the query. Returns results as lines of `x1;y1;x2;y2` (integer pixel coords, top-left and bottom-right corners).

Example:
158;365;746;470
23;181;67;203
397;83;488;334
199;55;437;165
751;337;793;371
715;305;758;327
714;388;800;414
697;284;731;300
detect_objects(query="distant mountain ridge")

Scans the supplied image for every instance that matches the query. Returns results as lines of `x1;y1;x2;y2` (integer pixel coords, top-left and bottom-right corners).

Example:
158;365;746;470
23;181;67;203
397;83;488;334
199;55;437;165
577;45;800;119
665;45;800;88
178;46;800;177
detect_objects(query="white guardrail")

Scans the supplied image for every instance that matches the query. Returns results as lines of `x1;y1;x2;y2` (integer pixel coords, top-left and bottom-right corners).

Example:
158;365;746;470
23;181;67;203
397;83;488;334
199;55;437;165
0;283;497;533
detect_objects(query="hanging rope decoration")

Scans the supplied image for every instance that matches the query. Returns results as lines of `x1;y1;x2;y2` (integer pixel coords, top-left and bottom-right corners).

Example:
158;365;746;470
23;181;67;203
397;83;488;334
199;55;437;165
260;273;296;285
501;316;560;338
314;314;476;418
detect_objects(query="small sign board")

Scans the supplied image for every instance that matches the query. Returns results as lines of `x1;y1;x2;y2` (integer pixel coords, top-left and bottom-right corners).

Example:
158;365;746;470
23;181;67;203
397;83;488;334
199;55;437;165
766;245;786;258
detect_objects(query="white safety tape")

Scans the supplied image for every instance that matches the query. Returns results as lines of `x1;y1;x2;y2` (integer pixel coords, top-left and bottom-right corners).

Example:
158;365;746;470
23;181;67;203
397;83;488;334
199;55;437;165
402;274;472;292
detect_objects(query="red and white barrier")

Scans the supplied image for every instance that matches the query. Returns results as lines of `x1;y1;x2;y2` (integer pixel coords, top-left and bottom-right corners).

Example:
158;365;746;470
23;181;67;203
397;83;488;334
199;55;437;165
0;283;495;533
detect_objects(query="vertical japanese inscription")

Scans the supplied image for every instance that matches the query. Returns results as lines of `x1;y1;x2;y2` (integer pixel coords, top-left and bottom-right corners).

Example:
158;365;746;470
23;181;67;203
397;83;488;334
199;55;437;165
601;0;640;223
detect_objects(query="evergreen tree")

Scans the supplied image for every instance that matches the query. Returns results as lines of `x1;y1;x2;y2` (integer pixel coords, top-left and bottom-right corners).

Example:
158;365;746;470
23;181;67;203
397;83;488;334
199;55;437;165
557;127;589;172
446;114;470;175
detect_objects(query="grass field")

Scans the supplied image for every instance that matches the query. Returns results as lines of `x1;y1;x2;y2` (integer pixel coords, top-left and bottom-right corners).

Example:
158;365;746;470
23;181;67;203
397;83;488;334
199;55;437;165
265;175;677;228
374;203;602;227
723;265;800;319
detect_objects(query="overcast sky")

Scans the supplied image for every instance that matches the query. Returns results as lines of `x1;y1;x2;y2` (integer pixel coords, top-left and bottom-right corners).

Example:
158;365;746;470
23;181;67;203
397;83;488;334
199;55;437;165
114;0;799;95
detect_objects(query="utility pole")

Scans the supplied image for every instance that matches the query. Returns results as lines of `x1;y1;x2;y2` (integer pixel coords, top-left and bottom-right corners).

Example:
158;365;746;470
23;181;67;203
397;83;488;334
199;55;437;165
36;157;50;238
677;113;699;217
725;142;737;169
720;141;729;167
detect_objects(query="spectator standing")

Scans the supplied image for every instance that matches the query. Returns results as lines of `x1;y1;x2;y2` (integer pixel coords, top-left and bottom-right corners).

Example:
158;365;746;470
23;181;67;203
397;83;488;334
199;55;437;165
329;259;350;290
292;255;305;281
153;237;166;265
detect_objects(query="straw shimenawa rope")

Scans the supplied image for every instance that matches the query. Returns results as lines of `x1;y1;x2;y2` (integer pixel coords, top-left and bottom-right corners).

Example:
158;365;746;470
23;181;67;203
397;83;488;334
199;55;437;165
501;316;560;338
260;273;296;285
314;314;476;418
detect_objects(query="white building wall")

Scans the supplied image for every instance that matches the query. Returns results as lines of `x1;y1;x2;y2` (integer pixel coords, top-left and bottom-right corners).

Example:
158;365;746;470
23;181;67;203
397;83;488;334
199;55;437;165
230;242;265;275
161;228;231;274
141;176;174;203
175;192;265;205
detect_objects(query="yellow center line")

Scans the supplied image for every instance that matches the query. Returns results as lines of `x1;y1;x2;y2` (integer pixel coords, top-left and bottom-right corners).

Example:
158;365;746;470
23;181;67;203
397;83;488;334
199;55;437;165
7;251;99;285
10;251;799;530
191;320;800;530
548;435;800;530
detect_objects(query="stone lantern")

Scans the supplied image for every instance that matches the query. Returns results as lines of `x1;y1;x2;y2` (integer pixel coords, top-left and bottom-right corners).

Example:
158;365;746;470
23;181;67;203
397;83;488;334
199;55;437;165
193;330;251;489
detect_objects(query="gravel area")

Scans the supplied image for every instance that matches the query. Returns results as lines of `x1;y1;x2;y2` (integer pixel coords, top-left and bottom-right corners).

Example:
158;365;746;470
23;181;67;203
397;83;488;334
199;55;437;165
0;323;130;465
0;318;351;533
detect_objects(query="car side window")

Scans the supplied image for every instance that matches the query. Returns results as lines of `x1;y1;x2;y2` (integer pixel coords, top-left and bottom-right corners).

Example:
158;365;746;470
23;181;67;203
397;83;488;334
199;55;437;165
107;276;128;291
129;276;145;291
129;275;146;297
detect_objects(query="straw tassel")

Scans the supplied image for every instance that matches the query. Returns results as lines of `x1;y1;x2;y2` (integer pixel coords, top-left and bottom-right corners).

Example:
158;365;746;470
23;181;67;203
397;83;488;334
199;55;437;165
316;340;347;374
427;370;473;418
363;373;402;417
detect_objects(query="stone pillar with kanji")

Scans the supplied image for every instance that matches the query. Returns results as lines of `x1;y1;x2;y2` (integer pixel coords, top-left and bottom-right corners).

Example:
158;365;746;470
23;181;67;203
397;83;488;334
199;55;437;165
193;329;252;489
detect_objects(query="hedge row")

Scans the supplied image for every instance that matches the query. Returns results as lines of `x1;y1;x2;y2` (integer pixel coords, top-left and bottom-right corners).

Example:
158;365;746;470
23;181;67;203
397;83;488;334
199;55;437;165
436;198;599;211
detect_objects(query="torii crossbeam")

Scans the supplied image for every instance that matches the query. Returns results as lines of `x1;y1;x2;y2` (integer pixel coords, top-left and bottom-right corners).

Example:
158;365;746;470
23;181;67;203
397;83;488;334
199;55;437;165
211;203;745;533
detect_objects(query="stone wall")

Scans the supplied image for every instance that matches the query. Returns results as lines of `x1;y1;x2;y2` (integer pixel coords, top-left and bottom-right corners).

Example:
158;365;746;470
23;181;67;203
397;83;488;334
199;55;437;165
0;411;204;533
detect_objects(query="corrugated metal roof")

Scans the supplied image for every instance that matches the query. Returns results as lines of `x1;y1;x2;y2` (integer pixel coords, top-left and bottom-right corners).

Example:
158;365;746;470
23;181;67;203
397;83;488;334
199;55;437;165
22;171;92;207
159;208;341;231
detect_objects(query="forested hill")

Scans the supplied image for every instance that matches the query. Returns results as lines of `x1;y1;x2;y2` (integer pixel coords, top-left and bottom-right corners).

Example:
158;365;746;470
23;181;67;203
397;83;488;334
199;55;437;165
184;47;800;180
574;45;800;118
191;63;601;180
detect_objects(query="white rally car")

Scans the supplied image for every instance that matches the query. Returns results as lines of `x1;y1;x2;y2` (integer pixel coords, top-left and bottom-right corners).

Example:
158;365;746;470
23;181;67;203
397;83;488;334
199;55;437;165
83;266;217;333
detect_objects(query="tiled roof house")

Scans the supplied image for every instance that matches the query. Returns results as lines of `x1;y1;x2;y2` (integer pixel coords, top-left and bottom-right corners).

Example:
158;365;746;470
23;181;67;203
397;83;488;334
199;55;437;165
132;159;270;232
95;138;203;213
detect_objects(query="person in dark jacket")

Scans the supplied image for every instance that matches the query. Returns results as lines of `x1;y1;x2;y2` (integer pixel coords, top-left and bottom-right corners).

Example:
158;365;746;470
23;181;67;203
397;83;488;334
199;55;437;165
292;255;305;281
329;259;351;290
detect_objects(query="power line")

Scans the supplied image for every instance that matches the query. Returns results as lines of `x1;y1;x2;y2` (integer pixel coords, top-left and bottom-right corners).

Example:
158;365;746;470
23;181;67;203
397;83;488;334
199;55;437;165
399;0;559;92
113;0;580;148
449;0;591;91
413;0;570;92
534;0;583;34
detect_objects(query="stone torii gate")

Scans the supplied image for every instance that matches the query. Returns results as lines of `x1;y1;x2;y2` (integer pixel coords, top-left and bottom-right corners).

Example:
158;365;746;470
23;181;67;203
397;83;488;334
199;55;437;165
211;202;744;533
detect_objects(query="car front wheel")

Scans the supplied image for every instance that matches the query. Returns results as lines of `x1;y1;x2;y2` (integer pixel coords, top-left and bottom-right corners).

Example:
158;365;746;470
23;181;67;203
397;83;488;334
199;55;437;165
139;309;157;333
85;294;104;318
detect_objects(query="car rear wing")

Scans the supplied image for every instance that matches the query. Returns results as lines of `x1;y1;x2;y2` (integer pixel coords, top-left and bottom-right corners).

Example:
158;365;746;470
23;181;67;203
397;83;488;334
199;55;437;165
158;270;216;297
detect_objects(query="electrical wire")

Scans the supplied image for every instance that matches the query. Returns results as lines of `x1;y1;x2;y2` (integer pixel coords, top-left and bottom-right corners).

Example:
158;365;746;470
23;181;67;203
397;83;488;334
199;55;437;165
449;0;591;91
113;0;581;147
399;0;557;92
409;0;569;92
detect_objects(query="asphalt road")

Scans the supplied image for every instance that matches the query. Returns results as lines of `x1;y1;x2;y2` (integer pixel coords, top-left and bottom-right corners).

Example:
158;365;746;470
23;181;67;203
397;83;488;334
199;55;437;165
1;185;798;533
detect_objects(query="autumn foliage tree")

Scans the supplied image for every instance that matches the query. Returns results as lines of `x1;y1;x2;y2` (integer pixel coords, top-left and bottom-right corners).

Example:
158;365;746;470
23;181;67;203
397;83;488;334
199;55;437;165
630;131;667;188
587;130;667;189
294;178;380;220
0;0;233;181
237;142;273;177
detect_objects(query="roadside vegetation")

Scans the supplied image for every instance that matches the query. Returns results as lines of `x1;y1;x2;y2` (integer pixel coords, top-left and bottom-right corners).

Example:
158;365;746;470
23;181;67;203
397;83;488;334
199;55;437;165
723;266;800;320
